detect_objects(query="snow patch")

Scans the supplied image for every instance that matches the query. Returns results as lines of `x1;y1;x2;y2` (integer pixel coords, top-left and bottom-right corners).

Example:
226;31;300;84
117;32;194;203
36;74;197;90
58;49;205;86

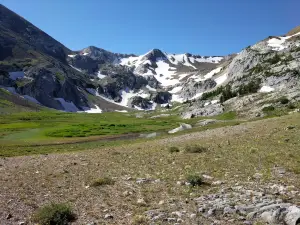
171;94;184;103
115;110;128;113
70;65;83;72
259;86;274;93
170;86;182;94
68;54;76;58
268;32;300;51
215;73;228;86
97;71;107;79
9;71;25;80
146;85;156;92
83;105;102;113
191;92;203;100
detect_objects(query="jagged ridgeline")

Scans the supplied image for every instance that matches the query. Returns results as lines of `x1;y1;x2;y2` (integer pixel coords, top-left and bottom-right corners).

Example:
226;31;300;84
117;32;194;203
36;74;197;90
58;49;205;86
0;3;299;118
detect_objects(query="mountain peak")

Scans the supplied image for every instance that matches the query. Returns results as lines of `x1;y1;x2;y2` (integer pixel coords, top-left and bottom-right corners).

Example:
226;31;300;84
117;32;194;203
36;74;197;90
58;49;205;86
141;49;167;61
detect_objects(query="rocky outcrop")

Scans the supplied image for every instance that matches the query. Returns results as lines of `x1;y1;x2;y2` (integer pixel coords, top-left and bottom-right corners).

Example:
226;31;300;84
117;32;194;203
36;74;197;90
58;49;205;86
180;78;217;100
182;102;224;119
128;96;152;109
151;91;172;104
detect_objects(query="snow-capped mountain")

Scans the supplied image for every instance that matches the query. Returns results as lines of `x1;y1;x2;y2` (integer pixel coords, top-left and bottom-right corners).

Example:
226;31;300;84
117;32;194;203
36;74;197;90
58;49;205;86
1;3;300;116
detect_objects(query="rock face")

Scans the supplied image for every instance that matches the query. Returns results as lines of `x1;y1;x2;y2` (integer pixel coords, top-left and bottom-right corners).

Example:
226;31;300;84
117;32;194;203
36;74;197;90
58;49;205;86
180;78;217;100
151;92;172;104
128;96;152;109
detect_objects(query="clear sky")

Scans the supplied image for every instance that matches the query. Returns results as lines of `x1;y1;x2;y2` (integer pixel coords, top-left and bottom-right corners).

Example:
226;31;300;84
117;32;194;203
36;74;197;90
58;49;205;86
1;0;299;56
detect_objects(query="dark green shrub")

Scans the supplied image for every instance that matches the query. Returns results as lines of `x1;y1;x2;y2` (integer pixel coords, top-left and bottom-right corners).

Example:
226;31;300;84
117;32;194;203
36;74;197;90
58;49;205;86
262;105;275;112
219;85;237;103
248;64;264;74
201;86;224;100
279;97;289;104
168;146;180;153
185;145;207;153
265;54;281;64
33;203;76;225
237;79;261;95
186;174;203;186
90;177;115;187
287;103;296;109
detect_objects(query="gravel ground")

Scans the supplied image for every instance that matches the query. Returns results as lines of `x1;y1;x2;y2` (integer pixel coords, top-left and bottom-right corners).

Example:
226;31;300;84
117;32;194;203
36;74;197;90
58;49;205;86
1;113;300;224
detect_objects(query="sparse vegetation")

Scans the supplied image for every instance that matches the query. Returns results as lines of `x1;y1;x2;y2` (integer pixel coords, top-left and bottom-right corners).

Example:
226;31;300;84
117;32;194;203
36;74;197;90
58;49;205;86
184;145;207;153
287;103;296;109
265;54;281;65
55;72;65;82
201;86;224;100
90;177;115;187
262;105;275;112
132;215;148;224
248;64;264;74
186;174;204;186
168;146;180;153
32;203;76;225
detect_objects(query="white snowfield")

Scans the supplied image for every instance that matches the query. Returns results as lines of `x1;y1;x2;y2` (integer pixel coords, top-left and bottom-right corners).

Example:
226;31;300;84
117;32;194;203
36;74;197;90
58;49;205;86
83;105;102;113
268;32;300;51
215;73;228;86
120;50;224;87
259;86;275;93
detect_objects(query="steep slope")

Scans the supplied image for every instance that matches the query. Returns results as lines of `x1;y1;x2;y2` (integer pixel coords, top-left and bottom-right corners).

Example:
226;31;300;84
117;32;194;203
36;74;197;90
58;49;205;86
0;4;132;113
181;28;300;118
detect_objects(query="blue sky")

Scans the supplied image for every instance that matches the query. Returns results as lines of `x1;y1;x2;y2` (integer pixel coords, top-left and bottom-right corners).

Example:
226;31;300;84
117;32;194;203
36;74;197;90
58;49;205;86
1;0;299;55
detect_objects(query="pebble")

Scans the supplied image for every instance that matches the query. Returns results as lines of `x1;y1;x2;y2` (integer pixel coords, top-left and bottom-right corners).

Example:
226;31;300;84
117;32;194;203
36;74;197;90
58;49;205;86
104;214;113;219
190;213;197;219
137;198;147;205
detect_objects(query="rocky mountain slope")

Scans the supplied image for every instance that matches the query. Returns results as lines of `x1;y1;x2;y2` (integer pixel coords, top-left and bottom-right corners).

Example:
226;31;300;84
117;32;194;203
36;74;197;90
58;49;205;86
0;3;299;116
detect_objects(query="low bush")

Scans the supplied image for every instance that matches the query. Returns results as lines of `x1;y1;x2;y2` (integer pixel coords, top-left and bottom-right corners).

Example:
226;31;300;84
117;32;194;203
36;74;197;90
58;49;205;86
287;103;296;109
279;97;289;105
262;105;275;112
186;174;203;186
90;177;115;187
265;54;281;65
184;145;207;153
33;203;75;225
168;146;180;153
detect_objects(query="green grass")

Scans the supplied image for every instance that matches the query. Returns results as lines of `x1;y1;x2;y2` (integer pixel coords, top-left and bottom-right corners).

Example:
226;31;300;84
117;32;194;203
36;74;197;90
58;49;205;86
214;111;237;120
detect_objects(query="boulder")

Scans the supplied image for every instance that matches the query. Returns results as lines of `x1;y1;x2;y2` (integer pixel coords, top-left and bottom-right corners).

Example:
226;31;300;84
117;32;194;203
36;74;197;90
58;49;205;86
168;123;192;134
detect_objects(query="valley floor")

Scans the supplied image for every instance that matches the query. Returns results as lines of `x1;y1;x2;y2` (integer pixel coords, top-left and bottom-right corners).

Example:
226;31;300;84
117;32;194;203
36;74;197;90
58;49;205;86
1;113;300;224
